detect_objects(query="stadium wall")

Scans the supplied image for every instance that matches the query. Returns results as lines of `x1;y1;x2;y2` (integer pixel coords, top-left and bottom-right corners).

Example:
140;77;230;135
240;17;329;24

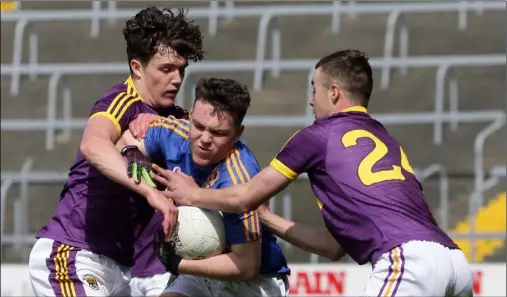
1;263;505;296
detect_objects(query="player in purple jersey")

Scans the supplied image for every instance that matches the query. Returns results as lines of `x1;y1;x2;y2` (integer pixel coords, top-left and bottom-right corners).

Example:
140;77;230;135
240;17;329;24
28;7;203;297
151;50;474;297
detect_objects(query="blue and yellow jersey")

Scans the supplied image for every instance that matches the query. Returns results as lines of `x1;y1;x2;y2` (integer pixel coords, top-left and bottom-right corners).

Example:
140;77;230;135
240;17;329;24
205;141;290;275
144;116;212;184
133;116;214;277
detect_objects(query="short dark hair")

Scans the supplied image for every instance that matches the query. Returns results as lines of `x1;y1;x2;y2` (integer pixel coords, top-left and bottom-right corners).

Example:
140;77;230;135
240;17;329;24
123;7;204;68
315;49;373;106
194;78;251;127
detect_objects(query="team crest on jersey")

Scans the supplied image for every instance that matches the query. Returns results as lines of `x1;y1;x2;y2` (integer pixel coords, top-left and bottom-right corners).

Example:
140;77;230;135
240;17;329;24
82;275;99;290
203;169;219;188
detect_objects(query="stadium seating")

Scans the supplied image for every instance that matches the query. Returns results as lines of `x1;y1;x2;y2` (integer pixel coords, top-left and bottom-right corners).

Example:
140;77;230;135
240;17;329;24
0;1;18;13
452;192;506;262
1;1;505;263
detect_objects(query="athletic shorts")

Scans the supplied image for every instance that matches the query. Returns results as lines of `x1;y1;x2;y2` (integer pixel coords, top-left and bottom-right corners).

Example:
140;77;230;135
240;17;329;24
363;240;473;297
161;274;289;297
29;238;131;296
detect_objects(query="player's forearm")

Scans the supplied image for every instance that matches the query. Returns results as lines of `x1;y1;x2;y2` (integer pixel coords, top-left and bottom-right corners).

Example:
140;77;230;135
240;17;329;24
193;184;250;213
119;130;148;156
260;210;346;261
177;252;259;281
80;136;154;197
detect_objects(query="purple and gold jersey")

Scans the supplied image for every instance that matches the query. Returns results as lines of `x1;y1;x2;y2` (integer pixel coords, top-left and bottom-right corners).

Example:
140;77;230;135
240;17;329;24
206;142;290;276
270;106;458;265
36;77;187;267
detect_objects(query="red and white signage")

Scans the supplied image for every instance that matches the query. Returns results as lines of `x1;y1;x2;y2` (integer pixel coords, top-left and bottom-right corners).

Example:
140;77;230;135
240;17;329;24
287;263;506;296
1;263;505;296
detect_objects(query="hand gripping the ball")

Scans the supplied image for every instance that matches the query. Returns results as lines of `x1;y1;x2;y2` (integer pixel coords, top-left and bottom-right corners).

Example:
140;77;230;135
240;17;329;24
154;229;182;275
121;145;157;187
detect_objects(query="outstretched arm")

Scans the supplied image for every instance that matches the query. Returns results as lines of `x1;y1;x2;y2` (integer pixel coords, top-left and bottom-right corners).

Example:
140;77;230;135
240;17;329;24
152;164;292;213
153;126;324;214
258;205;346;261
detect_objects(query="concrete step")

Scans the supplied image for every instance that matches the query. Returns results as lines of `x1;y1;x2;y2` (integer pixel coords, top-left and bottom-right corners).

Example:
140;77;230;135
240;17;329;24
23;20;126;63
250;87;308;116
0;21;16;63
20;1;92;10
1;74;129;118
2;183;62;235
406;11;505;56
1;130;81;171
1;182;63;262
115;1;210;10
1;76;52;119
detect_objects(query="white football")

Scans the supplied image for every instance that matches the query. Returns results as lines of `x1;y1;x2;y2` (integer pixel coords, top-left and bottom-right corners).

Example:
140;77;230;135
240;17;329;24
168;206;226;260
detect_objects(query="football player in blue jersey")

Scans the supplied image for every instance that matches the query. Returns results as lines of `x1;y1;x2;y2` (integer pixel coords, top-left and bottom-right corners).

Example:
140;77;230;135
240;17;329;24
120;77;290;297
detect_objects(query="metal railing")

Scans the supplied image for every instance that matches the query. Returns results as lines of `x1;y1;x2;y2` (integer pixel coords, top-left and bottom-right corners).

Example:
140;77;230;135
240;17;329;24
2;54;505;151
467;117;507;259
2;1;503;95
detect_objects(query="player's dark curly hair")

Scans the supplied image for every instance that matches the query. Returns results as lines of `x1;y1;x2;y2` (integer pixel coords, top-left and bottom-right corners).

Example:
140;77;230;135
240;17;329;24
123;7;204;68
194;78;251;127
315;49;373;106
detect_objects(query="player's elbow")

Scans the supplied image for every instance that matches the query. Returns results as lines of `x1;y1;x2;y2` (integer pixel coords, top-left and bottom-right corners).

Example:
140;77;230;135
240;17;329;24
228;196;252;213
324;248;346;262
227;185;260;213
236;203;253;214
237;258;260;281
79;137;96;160
325;252;341;262
80;134;114;162
240;269;259;281
237;198;261;213
230;246;261;281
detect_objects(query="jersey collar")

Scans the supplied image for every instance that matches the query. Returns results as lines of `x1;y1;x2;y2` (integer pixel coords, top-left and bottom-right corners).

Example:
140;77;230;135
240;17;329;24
327;106;368;118
125;76;144;102
342;106;368;113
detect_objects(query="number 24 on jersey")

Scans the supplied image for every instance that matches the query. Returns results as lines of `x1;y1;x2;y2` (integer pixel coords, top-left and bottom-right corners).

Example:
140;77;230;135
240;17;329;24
341;129;415;186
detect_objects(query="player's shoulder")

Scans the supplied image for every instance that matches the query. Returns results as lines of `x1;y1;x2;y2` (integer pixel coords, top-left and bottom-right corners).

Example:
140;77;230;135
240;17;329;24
216;141;260;183
98;81;141;105
148;115;190;140
285;120;329;147
232;141;259;167
151;115;190;127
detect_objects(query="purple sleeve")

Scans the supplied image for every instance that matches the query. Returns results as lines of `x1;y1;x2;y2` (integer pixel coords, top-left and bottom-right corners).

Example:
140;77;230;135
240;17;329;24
270;126;324;180
89;92;143;134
